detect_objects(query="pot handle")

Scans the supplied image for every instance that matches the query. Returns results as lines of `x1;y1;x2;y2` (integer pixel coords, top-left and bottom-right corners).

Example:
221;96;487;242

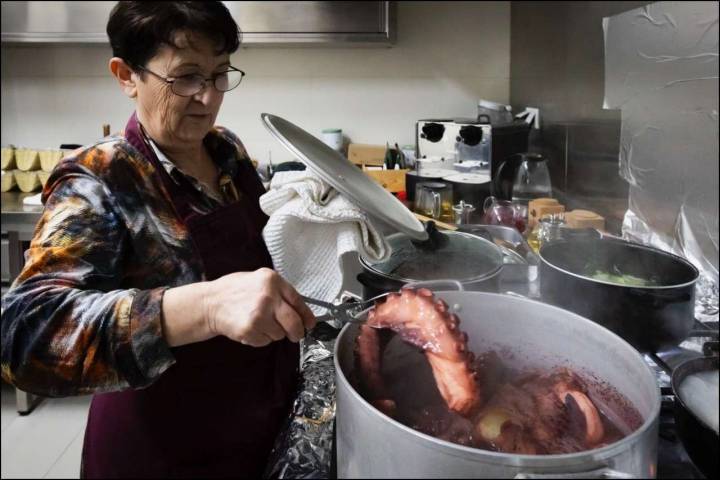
404;279;465;292
515;467;636;479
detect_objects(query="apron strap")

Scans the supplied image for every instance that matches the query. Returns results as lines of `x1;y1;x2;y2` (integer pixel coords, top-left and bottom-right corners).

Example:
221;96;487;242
124;112;206;224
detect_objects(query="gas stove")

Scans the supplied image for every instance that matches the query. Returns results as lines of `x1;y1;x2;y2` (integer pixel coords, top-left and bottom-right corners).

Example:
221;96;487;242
267;289;717;479
647;320;718;479
644;353;703;479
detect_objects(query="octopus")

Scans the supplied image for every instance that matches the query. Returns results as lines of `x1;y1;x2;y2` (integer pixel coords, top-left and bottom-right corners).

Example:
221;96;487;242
354;287;612;455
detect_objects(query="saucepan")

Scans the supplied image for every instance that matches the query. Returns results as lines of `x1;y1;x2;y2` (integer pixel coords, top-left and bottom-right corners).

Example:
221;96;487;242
334;289;660;478
671;355;719;478
539;237;699;352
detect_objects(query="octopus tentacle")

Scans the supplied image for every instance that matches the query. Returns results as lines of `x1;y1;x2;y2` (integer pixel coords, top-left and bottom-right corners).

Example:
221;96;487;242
551;372;605;446
354;325;397;416
357;287;482;417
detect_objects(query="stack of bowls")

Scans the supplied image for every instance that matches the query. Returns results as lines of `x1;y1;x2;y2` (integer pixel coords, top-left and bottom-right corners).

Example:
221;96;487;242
1;147;66;193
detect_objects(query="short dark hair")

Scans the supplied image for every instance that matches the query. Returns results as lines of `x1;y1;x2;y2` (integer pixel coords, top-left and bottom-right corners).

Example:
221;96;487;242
107;1;241;70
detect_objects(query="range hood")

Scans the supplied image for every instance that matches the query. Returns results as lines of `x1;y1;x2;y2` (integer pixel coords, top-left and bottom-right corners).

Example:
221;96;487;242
1;1;396;46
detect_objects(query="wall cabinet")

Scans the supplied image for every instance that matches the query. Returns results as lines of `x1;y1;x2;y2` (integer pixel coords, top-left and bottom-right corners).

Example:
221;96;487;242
1;1;396;46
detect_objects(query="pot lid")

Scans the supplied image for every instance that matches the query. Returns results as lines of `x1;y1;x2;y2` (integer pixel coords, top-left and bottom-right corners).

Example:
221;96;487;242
361;230;503;283
442;172;492;184
261;113;427;241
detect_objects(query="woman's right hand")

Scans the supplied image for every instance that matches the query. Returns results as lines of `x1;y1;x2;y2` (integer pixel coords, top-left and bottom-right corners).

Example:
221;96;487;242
202;268;317;347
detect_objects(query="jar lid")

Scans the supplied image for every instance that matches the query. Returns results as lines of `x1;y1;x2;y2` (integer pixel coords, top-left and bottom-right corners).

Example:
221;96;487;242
321;128;342;134
360;230;503;283
539;213;566;225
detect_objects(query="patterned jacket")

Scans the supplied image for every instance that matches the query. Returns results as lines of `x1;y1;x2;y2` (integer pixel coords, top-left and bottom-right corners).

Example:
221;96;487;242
1;124;256;397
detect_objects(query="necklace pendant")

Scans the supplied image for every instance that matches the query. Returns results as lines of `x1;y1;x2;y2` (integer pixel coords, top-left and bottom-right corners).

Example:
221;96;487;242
219;173;241;203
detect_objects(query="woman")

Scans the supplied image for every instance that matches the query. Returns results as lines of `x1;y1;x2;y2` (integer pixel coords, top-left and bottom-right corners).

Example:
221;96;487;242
0;2;315;477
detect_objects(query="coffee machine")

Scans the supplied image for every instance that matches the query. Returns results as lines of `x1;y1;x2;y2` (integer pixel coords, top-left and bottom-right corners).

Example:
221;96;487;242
416;116;531;179
416;119;491;167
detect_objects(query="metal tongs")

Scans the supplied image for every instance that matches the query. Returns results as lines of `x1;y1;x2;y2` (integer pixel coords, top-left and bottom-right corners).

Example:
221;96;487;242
301;293;390;325
301;280;464;326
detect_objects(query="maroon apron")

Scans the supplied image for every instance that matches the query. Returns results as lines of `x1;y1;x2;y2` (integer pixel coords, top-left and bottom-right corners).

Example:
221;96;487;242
81;113;299;478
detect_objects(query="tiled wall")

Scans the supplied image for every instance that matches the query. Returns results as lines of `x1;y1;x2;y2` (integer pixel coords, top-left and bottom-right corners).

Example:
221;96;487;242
1;2;510;170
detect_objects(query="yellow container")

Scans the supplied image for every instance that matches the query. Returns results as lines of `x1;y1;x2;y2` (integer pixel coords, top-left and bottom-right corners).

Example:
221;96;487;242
40;149;64;172
565;209;605;231
363;167;408;193
37;170;52;188
1;147;16;170
15;170;41;192
1;170;17;192
528;198;565;229
16;148;41;171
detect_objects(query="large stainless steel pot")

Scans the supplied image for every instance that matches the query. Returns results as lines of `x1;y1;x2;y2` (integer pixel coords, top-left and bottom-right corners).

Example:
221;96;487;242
334;291;660;478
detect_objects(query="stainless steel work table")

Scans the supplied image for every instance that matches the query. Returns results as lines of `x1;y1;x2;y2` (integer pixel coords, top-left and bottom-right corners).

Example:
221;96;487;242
1;191;44;414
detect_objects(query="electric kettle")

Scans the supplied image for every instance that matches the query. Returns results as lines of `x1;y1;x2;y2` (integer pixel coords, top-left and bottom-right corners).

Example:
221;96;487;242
493;152;552;204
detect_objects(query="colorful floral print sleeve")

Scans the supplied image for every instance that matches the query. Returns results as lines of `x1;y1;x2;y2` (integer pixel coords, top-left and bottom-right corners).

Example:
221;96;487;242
1;126;253;397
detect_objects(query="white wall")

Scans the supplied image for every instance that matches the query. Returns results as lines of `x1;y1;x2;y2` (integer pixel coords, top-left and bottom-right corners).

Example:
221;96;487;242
1;2;510;168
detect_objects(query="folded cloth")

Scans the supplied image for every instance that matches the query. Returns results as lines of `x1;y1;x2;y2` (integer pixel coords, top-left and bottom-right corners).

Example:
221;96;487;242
259;170;390;314
22;192;43;206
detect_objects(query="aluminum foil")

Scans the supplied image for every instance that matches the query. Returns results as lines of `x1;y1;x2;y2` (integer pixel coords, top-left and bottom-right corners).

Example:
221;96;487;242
603;1;719;319
264;322;340;479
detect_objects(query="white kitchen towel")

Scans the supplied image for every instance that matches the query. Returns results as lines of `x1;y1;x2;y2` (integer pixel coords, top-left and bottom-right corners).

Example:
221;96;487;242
22;192;42;205
259;170;390;314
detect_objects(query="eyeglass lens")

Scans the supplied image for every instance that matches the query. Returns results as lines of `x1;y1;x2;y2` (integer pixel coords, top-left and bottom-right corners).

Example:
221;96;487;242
173;70;244;96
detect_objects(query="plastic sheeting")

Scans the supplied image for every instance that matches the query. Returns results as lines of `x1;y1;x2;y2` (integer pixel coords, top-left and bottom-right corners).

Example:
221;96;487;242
603;1;719;318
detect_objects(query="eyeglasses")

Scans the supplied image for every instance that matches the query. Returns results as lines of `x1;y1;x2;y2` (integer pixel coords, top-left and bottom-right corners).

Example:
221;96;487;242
135;65;245;97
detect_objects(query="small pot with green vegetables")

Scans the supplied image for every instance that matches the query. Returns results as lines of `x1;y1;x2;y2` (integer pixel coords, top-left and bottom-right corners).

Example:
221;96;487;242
539;238;699;352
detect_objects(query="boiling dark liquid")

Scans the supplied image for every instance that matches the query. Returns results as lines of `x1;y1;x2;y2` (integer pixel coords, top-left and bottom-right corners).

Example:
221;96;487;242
362;345;643;455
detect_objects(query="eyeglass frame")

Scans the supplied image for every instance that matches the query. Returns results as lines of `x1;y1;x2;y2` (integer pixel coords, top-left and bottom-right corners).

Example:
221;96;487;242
134;65;245;97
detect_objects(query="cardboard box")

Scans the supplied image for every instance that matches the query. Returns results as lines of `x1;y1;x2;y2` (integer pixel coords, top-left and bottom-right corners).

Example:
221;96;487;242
363;168;407;193
348;143;386;167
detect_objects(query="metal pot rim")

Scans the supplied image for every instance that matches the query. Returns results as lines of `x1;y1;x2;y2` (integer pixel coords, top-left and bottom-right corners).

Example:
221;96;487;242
539;239;700;290
335;291;661;464
671;355;720;436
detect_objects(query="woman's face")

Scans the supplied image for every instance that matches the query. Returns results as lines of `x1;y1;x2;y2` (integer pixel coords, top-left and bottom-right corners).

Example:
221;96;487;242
134;31;230;147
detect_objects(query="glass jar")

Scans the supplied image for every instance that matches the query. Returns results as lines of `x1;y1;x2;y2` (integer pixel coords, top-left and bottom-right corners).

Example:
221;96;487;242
528;213;567;252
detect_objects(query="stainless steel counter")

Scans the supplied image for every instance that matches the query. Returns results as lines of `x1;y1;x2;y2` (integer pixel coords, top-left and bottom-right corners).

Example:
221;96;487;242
1;191;44;414
1;192;44;236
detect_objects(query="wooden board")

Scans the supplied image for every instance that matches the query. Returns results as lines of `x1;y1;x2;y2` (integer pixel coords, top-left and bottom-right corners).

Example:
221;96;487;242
348;143;386;167
363;168;407;193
